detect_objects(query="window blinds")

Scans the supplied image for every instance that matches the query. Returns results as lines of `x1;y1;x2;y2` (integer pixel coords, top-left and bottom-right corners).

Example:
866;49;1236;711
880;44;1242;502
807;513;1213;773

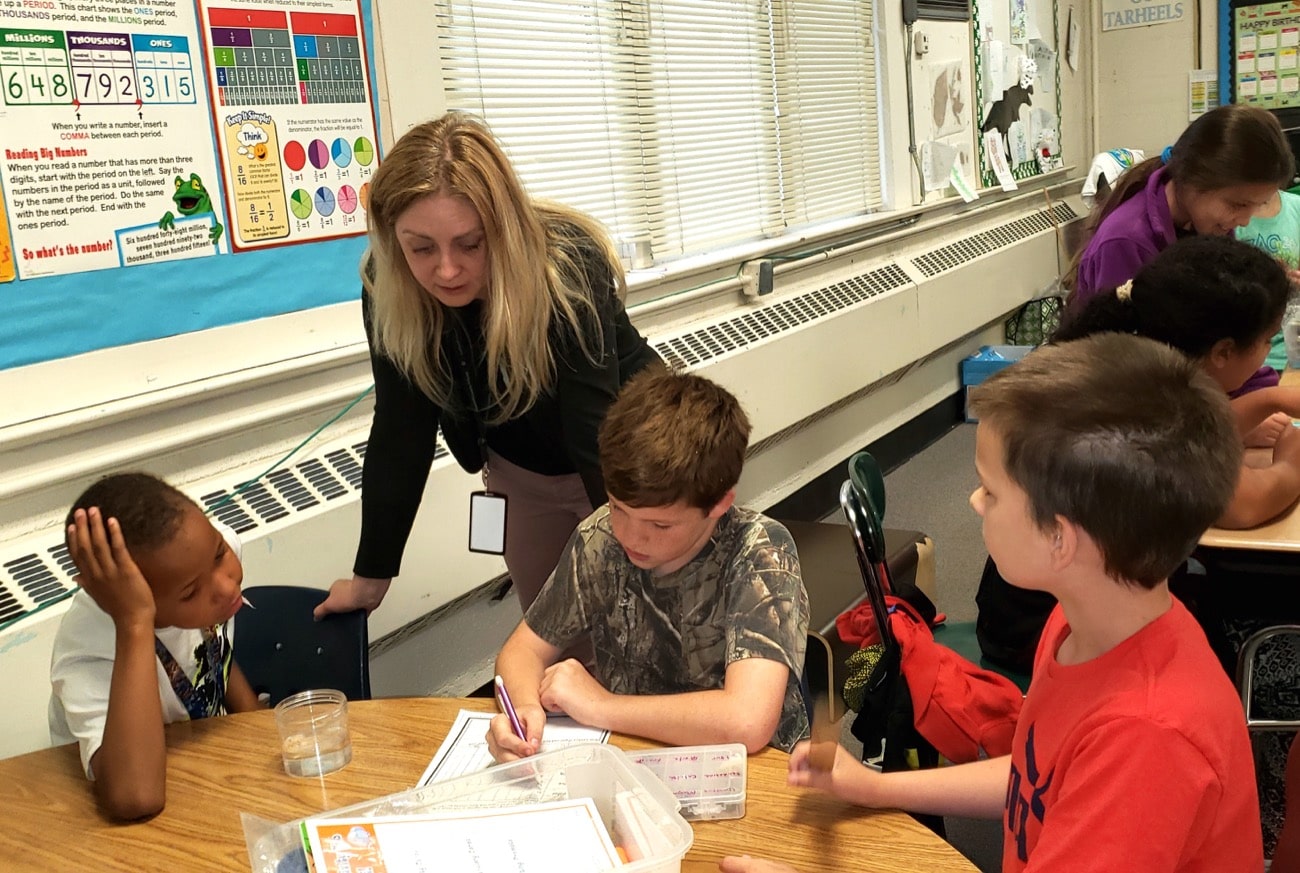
435;0;882;264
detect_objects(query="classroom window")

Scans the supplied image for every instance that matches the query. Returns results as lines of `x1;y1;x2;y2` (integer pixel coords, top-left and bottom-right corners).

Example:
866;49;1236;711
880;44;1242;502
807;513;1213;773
435;0;882;266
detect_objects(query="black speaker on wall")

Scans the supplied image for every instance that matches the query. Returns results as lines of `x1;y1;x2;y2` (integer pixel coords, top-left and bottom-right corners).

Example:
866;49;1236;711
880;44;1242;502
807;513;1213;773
911;0;971;22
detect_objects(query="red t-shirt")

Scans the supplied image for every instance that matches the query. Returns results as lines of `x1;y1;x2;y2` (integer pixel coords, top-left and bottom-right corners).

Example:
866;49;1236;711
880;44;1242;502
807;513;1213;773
1002;598;1262;872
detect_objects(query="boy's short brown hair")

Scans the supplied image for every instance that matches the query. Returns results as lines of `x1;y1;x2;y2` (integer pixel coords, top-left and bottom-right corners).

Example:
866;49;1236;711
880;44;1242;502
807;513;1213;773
599;369;750;509
67;473;197;557
968;333;1242;588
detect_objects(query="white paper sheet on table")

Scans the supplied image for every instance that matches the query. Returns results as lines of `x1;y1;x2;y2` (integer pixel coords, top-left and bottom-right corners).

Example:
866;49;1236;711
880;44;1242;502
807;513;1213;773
417;708;610;786
303;798;621;873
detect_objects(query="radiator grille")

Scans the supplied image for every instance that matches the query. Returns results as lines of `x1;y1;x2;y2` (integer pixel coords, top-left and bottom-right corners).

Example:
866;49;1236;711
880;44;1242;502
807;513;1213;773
654;263;911;370
911;203;1076;278
0;437;435;627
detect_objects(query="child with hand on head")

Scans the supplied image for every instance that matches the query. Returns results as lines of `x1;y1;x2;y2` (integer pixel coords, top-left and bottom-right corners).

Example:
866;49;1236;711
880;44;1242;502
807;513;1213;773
724;333;1262;873
486;369;809;761
49;473;261;821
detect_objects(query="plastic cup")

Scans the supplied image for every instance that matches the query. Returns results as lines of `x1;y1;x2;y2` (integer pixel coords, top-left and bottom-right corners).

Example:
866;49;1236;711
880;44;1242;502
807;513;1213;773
1287;321;1300;370
274;689;352;777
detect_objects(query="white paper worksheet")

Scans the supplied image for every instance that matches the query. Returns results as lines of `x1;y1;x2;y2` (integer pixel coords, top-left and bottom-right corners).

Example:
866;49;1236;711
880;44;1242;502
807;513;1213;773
304;798;622;873
417;709;610;786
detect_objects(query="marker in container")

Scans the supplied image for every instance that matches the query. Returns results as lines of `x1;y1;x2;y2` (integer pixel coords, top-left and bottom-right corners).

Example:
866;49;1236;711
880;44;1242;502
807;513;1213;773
494;674;526;740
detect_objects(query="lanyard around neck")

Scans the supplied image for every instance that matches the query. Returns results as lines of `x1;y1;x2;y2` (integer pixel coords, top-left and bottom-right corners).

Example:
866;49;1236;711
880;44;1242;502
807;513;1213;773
155;628;230;721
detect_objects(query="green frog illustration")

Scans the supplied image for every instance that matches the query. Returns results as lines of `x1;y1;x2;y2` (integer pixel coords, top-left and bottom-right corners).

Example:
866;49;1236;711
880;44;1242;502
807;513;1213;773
160;173;223;245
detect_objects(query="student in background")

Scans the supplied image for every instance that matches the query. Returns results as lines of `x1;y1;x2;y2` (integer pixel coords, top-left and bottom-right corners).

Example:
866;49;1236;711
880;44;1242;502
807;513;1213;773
1068;104;1291;303
486;370;809;759
979;235;1299;676
1056;236;1300;529
1239;187;1300;275
1238;187;1300;381
1069;104;1291;404
315;112;660;620
49;473;261;820
723;333;1262;873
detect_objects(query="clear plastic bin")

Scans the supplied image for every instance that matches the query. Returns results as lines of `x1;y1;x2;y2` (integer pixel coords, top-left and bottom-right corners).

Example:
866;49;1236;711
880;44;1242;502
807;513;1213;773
243;744;694;873
627;744;747;821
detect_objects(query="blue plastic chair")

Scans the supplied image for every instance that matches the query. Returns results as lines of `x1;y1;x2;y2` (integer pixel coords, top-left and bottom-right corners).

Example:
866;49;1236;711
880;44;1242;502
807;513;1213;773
233;585;370;705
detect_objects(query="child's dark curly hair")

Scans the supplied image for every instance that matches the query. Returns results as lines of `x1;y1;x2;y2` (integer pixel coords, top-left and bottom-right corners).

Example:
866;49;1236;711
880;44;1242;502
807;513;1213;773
66;472;198;553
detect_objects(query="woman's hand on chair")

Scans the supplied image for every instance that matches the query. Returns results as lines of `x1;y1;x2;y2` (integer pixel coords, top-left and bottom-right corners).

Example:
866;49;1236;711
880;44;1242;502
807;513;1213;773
314;575;391;619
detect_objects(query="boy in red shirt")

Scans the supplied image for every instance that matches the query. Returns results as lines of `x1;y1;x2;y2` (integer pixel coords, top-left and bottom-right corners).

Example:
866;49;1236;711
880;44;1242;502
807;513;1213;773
723;333;1263;872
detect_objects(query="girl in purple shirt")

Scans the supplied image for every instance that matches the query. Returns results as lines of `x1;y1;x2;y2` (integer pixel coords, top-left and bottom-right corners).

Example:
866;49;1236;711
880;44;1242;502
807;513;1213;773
1069;105;1292;305
1068;104;1294;403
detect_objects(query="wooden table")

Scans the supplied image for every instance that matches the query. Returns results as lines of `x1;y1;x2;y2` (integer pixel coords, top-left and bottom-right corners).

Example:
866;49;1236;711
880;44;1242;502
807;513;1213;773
1199;502;1300;552
2;697;977;872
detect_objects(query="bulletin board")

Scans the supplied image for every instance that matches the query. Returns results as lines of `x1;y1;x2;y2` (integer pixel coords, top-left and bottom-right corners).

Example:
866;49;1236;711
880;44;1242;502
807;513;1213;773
972;0;1065;188
0;0;380;371
1228;0;1300;109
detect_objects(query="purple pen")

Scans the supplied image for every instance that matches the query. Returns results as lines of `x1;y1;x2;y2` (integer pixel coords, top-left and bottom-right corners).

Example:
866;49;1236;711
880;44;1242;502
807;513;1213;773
493;674;526;740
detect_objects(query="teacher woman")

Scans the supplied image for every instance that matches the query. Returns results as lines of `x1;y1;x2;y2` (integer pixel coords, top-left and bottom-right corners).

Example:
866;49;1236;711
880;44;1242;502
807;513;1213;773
316;113;660;619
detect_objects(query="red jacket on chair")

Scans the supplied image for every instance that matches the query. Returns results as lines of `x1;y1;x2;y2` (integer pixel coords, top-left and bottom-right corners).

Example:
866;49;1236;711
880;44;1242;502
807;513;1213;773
839;597;1023;763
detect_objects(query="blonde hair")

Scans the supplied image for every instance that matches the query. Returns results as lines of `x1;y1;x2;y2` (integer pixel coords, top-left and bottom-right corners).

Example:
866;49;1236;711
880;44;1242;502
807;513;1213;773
363;113;623;423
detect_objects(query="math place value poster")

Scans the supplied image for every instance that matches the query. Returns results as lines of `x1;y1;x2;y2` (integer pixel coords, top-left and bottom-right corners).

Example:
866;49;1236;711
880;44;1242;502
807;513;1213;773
0;0;227;278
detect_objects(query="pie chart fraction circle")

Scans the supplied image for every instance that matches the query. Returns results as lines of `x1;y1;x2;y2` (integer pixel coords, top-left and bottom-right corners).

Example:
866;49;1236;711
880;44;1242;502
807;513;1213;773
331;137;352;168
284;140;307;172
353;136;375;166
338;184;359;214
314;186;337;217
307;139;330;170
290;189;313;220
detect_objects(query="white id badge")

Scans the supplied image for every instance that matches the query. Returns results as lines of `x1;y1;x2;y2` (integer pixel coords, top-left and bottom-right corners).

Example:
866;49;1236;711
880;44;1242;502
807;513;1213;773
468;491;507;555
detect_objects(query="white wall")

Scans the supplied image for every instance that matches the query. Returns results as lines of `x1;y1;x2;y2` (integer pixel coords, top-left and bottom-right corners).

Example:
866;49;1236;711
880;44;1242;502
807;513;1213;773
1095;0;1215;155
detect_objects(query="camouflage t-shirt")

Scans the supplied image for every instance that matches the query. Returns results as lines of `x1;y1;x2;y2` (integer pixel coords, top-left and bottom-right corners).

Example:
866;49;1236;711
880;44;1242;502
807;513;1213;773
525;505;810;750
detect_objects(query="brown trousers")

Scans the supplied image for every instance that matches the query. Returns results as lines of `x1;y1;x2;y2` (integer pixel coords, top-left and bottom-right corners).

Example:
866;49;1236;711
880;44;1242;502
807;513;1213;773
484;450;594;612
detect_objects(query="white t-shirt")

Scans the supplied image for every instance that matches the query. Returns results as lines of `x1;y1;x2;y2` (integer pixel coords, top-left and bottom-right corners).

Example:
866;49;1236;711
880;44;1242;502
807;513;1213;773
48;521;242;778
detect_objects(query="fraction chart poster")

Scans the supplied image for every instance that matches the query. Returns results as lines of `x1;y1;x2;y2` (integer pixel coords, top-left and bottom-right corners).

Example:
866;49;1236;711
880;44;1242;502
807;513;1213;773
195;0;376;251
0;0;226;278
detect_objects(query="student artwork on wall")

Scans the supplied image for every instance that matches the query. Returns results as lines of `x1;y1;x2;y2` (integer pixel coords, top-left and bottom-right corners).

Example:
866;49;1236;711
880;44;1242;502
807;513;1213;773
973;0;1064;188
916;23;979;203
0;0;379;370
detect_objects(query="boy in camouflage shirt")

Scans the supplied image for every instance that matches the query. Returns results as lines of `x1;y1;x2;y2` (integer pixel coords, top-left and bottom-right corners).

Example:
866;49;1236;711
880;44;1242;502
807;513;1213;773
487;370;809;760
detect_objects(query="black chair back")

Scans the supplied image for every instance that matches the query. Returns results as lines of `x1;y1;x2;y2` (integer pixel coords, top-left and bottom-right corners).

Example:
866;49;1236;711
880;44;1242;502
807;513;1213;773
234;585;370;705
839;480;898;657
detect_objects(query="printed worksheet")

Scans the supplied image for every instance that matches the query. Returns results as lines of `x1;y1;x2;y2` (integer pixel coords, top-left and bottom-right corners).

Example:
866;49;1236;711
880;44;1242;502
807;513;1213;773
417;709;610;786
304;799;621;873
